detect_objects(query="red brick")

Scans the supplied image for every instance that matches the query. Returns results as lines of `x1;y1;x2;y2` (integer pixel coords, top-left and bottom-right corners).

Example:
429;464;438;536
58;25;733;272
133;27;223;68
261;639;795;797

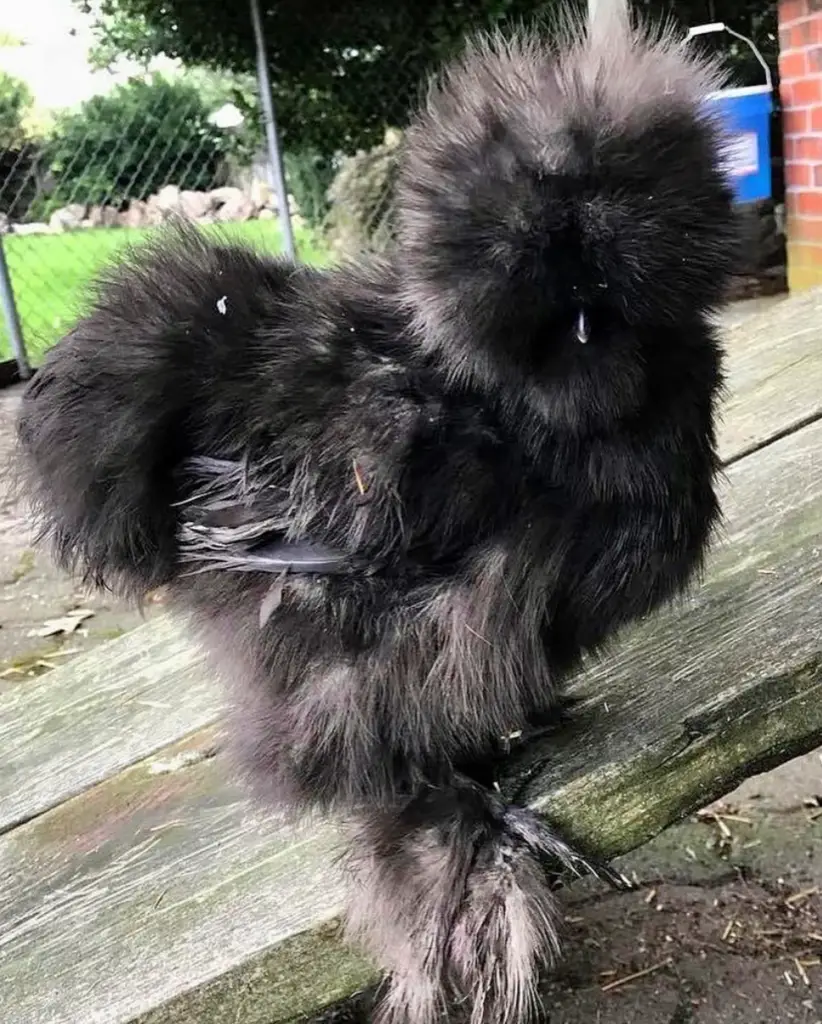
793;215;822;241
781;26;794;49
812;105;822;131
786;161;814;186
790;19;822;47
793;77;822;105
809;46;822;71
780;0;807;22
783;107;809;134
795;135;822;160
786;192;802;221
797;190;822;215
780;50;808;80
815;165;822;186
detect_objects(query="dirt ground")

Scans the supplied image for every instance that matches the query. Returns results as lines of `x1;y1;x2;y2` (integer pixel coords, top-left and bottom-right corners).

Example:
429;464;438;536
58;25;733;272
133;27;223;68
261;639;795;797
2;294;821;1023
315;787;822;1024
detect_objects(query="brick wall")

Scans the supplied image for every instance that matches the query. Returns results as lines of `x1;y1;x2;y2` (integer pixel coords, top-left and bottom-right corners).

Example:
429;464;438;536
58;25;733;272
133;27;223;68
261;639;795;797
779;0;822;291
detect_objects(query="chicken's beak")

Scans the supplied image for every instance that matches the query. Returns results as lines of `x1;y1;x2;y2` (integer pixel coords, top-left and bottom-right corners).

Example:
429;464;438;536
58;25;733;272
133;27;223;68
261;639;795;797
576;309;589;345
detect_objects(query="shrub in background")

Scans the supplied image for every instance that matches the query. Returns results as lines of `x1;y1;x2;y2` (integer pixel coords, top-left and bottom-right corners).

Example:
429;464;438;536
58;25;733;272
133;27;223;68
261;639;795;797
324;128;402;257
0;69;33;152
284;147;337;231
38;74;253;215
0;71;43;222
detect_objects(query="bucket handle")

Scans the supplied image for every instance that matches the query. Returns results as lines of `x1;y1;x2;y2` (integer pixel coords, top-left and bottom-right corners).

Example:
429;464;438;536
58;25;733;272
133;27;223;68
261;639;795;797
687;22;773;91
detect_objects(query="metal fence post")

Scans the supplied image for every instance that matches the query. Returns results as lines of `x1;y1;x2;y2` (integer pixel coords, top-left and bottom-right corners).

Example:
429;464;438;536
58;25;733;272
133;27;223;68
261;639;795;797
249;0;297;262
0;235;31;380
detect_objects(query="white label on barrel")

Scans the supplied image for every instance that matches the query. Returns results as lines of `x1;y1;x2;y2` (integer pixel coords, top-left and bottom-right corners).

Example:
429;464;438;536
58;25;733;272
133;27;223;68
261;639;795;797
721;132;759;177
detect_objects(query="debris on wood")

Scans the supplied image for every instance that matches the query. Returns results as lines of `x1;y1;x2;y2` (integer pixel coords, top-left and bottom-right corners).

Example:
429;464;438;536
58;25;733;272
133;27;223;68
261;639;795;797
793;958;811;986
147;749;214;775
600;957;674;993
28;608;95;638
785;887;819;907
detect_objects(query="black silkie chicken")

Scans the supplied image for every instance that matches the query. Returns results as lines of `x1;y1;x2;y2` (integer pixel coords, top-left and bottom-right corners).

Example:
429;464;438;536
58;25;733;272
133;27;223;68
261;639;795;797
16;10;739;1024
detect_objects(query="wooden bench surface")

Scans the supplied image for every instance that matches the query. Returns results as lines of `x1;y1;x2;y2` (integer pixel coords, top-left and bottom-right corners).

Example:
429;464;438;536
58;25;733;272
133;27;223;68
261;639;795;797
2;290;822;1024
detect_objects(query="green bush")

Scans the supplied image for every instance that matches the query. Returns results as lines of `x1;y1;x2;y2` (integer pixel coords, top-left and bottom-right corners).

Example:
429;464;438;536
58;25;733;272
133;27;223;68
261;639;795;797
40;73;252;212
0;71;42;222
0;70;33;151
284;148;337;230
324;129;403;257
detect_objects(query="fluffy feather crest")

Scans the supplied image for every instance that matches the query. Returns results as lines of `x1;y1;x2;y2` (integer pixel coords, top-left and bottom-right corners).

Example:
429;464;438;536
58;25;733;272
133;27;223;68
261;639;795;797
396;10;738;391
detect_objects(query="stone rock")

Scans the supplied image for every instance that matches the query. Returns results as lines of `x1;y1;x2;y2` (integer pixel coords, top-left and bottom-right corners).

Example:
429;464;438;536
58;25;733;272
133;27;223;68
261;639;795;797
257;208;275;221
248;178;271;210
12;221;50;235
145;185;184;223
48;204;87;232
215;194;257;223
0;212;9;235
209;186;244;208
180;190;213;220
120;200;148;229
87;205;119;229
153;184;182;213
142;199;166;226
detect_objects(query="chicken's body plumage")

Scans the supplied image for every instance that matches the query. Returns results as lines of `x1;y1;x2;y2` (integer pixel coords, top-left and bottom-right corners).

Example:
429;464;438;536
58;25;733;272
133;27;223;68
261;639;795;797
16;11;739;1024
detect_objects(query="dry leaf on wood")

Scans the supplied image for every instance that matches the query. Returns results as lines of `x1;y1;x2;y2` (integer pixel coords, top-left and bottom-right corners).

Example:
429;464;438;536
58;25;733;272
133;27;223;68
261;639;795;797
28;608;95;638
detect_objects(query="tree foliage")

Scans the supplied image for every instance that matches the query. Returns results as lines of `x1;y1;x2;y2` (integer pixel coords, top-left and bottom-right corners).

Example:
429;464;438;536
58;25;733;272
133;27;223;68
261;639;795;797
41;74;251;211
0;72;40;222
77;0;778;156
0;71;34;152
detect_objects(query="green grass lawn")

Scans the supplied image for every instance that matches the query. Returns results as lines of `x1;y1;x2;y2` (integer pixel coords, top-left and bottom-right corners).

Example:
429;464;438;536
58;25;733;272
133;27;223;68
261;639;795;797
0;220;331;363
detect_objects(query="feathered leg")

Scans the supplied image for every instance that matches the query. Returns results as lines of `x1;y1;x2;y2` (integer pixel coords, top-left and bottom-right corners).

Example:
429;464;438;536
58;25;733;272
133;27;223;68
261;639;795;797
345;773;629;1024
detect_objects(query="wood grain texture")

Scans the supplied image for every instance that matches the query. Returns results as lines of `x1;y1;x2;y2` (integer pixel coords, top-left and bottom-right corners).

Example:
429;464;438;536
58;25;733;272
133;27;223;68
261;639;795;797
0;615;223;834
0;729;371;1024
718;289;822;463
2;290;821;830
518;416;822;856
3;416;822;1024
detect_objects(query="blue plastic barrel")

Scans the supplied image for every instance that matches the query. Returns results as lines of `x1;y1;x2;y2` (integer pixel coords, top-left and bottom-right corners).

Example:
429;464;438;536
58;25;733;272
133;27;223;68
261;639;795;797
708;85;773;203
688;23;774;204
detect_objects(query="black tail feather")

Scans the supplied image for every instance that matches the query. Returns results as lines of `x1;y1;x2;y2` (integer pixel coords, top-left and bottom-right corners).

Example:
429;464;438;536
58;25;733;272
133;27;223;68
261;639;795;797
14;226;296;599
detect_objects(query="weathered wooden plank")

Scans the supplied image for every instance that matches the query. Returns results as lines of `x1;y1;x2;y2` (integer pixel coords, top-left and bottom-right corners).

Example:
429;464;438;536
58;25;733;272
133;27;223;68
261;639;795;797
0;729;371;1024
0;615;223;834
3;417;822;1024
718;288;822;462
2;292;821;831
521;414;822;855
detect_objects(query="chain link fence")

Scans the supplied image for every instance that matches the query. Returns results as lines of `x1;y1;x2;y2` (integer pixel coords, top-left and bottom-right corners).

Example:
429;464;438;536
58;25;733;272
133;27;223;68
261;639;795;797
0;0;438;370
0;0;779;370
0;68;316;367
